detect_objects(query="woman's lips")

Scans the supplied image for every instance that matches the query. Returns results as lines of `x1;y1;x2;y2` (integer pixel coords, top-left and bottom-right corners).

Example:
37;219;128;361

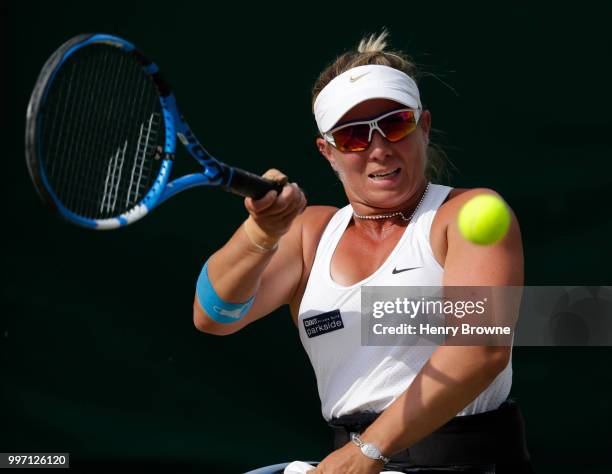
368;168;401;182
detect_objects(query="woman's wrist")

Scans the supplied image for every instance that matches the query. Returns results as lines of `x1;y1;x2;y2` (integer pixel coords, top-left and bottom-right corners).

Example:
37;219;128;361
243;217;279;253
359;427;394;459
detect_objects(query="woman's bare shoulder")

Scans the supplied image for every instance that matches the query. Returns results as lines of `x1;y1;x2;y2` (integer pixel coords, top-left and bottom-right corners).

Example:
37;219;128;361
431;187;516;268
436;186;516;232
299;205;339;243
439;187;513;217
440;187;503;213
301;205;339;221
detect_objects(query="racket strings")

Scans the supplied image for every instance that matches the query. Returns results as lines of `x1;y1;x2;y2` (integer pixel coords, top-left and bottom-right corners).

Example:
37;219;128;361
81;48;122;217
41;44;163;220
65;49;110;214
124;111;161;208
100;53;139;215
76;47;122;217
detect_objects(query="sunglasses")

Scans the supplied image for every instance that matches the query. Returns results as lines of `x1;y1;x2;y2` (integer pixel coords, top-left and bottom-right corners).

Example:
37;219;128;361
323;108;421;153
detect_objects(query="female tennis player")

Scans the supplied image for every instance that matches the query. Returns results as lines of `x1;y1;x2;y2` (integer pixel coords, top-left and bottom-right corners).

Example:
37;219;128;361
193;32;533;474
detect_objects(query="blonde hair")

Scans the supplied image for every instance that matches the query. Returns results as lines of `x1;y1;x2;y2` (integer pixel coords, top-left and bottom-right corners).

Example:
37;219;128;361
312;30;450;183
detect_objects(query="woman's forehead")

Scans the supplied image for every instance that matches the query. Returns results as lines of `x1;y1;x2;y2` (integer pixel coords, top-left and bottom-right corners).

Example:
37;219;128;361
339;98;404;123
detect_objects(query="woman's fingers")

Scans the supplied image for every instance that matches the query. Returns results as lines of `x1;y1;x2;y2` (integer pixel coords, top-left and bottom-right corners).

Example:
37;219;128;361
243;171;306;239
262;168;289;186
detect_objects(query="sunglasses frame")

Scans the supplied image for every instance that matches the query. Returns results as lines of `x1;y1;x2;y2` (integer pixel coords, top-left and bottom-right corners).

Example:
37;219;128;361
323;107;422;152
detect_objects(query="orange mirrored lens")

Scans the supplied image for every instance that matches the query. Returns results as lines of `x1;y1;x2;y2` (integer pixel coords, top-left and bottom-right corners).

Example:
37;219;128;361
379;110;417;142
332;123;370;152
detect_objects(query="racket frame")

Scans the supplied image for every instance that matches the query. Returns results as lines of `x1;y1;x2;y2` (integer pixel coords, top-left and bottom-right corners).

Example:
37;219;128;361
26;34;278;230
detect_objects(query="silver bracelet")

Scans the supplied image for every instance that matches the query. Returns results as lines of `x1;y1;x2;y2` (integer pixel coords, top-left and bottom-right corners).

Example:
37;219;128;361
351;433;390;464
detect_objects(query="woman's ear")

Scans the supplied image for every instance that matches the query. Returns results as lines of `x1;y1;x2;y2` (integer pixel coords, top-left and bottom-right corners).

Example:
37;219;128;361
420;110;432;143
316;137;338;171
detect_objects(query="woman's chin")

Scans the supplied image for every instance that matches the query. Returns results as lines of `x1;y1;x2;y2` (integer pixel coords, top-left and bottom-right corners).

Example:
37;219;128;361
361;179;424;207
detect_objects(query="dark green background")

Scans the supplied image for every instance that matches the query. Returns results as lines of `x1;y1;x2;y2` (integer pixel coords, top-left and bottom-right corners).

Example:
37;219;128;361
3;2;611;472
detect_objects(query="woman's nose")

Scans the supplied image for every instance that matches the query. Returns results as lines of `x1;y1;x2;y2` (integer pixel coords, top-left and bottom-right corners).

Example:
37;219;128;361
367;130;393;160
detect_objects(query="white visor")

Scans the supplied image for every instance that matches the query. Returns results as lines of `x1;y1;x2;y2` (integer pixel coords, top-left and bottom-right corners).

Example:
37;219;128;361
313;64;422;134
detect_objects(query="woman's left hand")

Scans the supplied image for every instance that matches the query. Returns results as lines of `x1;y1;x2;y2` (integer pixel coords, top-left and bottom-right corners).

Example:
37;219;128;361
314;443;383;474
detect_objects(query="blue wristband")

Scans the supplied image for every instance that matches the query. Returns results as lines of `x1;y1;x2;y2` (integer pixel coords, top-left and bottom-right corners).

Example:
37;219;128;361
196;260;255;324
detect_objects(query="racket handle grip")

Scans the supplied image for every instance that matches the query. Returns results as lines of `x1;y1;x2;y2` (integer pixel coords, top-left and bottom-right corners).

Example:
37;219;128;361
228;167;286;199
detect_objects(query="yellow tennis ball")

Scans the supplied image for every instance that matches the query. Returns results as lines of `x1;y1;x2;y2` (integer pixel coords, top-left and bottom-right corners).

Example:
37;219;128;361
458;194;511;245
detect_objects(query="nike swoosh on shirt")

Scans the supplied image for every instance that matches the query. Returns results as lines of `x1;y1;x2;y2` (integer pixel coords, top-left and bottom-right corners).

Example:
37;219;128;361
392;266;422;274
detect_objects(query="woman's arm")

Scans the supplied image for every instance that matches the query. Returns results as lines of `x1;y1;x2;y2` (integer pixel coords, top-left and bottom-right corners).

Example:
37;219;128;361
317;189;523;472
193;169;307;335
361;188;523;455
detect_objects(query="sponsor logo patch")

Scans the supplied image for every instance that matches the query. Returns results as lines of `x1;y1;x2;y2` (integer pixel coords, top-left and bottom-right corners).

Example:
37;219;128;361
303;310;344;338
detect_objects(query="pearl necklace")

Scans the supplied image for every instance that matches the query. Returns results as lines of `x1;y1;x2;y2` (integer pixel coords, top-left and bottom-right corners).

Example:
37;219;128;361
352;182;430;222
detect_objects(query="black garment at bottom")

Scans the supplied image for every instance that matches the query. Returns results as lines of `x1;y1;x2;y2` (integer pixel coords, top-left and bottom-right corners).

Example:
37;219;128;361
327;400;535;474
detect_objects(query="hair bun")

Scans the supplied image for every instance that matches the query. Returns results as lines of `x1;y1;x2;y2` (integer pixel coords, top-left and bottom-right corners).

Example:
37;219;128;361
357;30;389;53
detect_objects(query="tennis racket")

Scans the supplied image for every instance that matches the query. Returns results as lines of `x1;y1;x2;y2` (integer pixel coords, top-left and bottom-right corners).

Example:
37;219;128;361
25;33;285;230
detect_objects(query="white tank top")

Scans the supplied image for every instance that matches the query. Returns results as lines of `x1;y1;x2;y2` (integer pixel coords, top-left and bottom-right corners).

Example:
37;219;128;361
298;184;512;421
